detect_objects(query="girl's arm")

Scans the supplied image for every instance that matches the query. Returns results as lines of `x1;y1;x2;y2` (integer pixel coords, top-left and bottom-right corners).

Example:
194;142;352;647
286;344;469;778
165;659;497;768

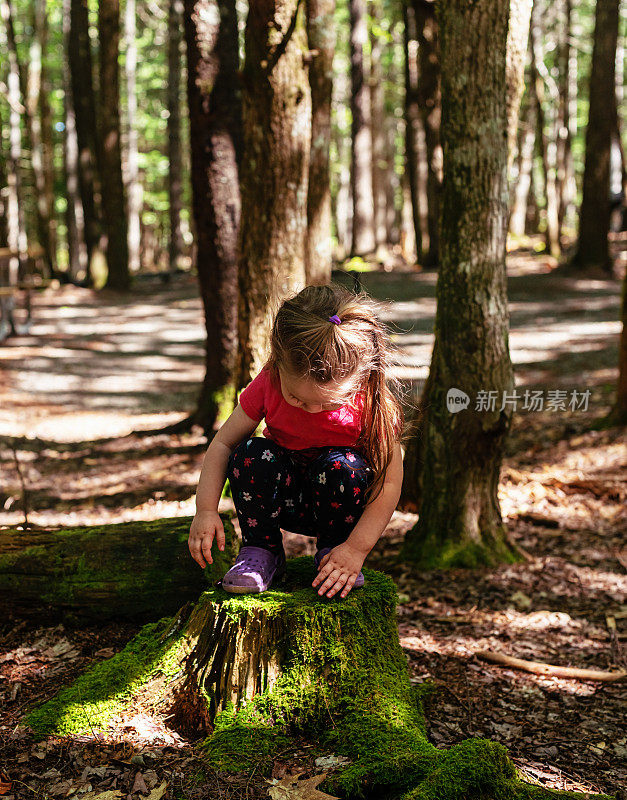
189;404;259;567
345;441;404;556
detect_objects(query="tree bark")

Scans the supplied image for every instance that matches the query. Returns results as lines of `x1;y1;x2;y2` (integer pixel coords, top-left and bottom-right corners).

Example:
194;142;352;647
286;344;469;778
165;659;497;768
184;0;242;431
403;0;422;262
168;0;186;272
369;0;386;253
236;0;312;388
571;0;620;274
62;0;88;279
304;0;335;284
412;0;441;269
348;0;374;256
616;256;627;421
529;0;560;258
0;516;237;624
69;0;102;283
98;0;130;290
0;0;29;297
505;0;533;176
400;0;519;569
35;0;57;275
125;0;142;275
509;96;536;238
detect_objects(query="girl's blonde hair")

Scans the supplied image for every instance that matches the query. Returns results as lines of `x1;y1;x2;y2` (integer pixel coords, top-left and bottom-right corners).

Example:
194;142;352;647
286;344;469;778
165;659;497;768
264;282;406;505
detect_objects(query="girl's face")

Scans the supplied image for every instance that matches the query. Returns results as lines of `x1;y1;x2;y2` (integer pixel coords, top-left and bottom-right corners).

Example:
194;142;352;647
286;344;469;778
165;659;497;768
278;367;357;414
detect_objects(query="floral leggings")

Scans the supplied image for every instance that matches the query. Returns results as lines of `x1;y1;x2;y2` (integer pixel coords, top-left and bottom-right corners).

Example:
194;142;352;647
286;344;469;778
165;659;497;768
225;436;374;555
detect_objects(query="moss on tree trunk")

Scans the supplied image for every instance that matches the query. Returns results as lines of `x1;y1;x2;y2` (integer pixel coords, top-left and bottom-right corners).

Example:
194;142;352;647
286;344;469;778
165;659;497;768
23;558;609;800
0;515;237;624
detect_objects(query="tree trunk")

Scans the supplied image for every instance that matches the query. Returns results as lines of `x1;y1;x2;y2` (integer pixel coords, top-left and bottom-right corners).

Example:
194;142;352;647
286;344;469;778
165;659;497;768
0;103;8;248
505;0;533;175
125;0;142;274
0;0;29;296
556;0;576;240
617;266;627;422
24;559;541;800
369;0;386;253
69;0;102;283
571;0;620;274
0;516;237;624
348;0;375;256
400;0;520;569
412;0;441;269
529;0;560;258
403;0;422;263
184;0;242;432
62;0;88;279
168;0;185;272
304;0;335;285
236;0;311;388
22;0;56;278
98;0;130;290
35;0;57;274
509;96;536;238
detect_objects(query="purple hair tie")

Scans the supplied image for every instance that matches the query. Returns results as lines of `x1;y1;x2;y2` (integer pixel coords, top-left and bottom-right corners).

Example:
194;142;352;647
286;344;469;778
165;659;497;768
328;314;342;325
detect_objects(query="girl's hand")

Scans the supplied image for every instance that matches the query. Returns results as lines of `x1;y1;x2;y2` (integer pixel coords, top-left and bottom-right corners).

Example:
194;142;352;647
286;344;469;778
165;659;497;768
188;510;225;568
312;541;365;599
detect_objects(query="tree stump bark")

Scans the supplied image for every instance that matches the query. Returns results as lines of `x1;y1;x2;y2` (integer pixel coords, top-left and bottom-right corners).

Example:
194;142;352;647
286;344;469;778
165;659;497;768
0;514;237;623
22;557;599;800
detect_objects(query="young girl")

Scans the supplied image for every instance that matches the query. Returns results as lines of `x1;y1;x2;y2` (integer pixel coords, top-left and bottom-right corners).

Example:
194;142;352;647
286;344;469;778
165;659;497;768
188;283;405;600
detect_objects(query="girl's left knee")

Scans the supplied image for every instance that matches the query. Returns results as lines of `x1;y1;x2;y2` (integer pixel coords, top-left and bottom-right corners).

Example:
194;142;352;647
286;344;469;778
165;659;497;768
309;448;373;488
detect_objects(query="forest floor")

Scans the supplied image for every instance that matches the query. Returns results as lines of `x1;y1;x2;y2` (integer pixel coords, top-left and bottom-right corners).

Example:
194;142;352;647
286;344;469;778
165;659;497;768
0;236;626;799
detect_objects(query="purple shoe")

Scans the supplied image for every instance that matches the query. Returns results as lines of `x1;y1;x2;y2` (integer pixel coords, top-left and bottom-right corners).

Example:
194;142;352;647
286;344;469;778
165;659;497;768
221;545;286;594
314;546;365;589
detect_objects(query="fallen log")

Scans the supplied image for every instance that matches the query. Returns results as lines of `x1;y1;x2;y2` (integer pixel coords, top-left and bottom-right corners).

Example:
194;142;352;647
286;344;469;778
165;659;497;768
24;559;612;800
475;650;627;682
0;515;237;623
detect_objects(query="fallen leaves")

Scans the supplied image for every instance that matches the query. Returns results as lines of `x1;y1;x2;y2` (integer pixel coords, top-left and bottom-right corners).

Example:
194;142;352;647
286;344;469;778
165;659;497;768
266;772;340;800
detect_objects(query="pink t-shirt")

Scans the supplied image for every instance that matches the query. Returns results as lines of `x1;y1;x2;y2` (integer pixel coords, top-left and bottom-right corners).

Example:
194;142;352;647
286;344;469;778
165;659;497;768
238;365;365;450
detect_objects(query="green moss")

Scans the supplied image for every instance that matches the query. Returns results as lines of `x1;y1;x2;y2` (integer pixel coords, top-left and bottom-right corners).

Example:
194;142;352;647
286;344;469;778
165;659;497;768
1;517;237;622
25;613;187;738
401;525;520;570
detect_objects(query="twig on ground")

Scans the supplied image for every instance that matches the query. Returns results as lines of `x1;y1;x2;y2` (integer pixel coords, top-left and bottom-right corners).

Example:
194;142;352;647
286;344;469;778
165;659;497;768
475;650;627;682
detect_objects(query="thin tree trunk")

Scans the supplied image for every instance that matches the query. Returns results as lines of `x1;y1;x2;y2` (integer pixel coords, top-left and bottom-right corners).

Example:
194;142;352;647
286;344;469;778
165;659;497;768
23;0;56;277
0;0;29;293
125;0;142;274
62;0;88;279
184;0;242;432
403;0;422;263
369;0;386;252
0;103;9;248
69;0;101;283
556;0;576;241
506;0;533;175
412;0;441;269
400;0;519;569
304;0;335;284
348;0;374;256
168;0;185;272
98;0;130;290
36;0;57;272
529;0;560;258
236;0;312;387
571;0;620;274
510;97;536;238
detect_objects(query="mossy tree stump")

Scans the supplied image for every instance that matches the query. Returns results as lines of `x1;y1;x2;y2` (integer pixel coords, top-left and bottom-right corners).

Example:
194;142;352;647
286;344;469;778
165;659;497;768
0;514;237;623
25;557;613;800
